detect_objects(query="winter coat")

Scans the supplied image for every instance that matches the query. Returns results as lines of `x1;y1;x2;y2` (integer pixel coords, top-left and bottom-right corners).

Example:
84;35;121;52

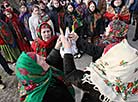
129;0;138;11
42;49;75;102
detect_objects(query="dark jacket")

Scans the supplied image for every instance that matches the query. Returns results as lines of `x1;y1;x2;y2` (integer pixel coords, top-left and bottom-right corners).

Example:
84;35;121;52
46;48;103;102
83;9;105;37
48;6;65;33
64;11;74;31
76;34;104;62
64;10;82;31
44;49;75;102
129;0;138;11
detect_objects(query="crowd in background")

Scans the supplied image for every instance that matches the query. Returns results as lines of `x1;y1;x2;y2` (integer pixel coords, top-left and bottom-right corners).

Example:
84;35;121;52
0;0;138;62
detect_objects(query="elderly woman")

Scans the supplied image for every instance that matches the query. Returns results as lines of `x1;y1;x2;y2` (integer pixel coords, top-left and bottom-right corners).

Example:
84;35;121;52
16;37;75;102
97;19;129;49
49;33;138;102
31;22;58;57
75;20;129;62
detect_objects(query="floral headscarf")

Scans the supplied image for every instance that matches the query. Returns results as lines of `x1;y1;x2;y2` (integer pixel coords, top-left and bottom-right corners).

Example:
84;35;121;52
31;22;58;57
97;20;129;47
16;52;63;102
107;19;128;38
36;22;53;40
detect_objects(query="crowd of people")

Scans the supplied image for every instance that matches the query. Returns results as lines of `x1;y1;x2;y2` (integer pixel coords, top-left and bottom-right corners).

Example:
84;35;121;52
0;0;138;102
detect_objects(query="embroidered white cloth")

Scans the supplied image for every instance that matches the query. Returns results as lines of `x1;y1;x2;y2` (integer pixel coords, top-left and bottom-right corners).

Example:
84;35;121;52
83;39;138;102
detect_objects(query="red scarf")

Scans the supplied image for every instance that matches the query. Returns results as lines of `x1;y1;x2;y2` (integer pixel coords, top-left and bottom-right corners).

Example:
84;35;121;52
5;9;24;40
31;35;58;57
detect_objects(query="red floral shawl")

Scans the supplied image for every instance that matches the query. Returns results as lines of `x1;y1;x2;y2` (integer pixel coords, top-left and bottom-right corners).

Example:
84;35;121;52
104;6;130;23
0;19;16;47
4;9;25;40
31;35;58;57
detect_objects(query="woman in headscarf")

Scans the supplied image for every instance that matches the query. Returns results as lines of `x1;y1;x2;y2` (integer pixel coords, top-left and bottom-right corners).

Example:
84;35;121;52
64;2;82;32
83;1;105;42
75;19;129;62
48;0;65;34
16;38;75;102
3;8;32;52
2;0;20;15
0;19;20;63
63;2;82;58
39;9;55;36
31;22;58;57
104;0;130;26
19;3;33;42
97;19;128;49
73;0;87;19
56;33;138;102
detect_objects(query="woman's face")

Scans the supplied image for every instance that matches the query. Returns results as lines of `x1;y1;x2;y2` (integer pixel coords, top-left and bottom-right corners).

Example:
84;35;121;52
40;10;46;17
33;7;39;15
3;3;11;9
5;11;12;19
39;3;46;9
53;0;60;8
41;27;52;41
114;0;122;7
89;2;95;12
20;5;27;13
36;54;49;71
67;5;74;12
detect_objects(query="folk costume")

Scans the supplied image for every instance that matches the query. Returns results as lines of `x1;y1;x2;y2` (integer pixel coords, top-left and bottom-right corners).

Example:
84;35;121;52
62;38;138;102
76;20;128;62
83;1;105;41
74;0;87;20
31;22;58;57
0;19;20;63
48;3;65;33
104;0;130;24
97;20;129;48
64;3;83;32
4;9;32;52
39;13;55;36
16;51;75;102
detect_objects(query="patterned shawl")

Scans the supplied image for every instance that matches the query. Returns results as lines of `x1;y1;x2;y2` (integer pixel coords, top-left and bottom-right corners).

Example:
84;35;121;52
31;22;58;57
104;5;130;22
4;8;25;40
16;52;64;102
82;39;138;101
0;19;16;47
96;20;128;48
